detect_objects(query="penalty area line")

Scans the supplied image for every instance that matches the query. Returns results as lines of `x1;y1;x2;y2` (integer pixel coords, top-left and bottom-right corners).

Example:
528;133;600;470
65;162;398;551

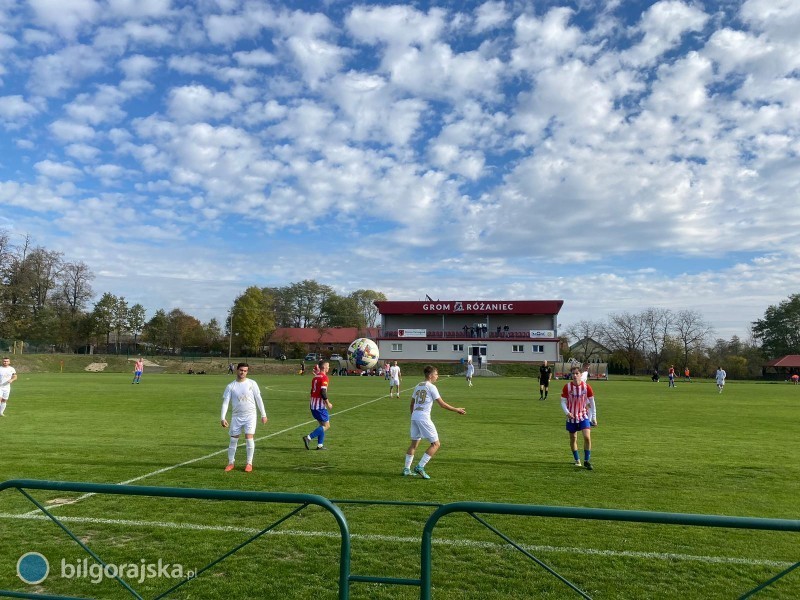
0;512;791;569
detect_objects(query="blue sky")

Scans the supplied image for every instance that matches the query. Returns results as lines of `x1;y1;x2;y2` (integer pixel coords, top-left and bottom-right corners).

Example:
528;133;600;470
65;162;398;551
1;0;798;339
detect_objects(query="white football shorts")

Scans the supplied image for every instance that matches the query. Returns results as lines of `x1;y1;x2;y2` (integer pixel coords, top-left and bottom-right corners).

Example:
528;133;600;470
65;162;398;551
410;418;439;443
0;386;10;400
390;377;400;387
229;414;257;436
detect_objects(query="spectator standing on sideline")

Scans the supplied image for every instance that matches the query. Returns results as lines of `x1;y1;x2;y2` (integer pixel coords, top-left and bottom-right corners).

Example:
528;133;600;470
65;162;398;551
221;363;268;473
561;366;597;470
539;360;552;400
132;357;144;384
0;357;18;417
303;361;332;450
715;366;727;393
402;366;466;479
684;367;692;383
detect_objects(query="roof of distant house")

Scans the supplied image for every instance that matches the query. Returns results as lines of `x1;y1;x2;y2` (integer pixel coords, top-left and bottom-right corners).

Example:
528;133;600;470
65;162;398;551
268;327;379;344
763;355;800;368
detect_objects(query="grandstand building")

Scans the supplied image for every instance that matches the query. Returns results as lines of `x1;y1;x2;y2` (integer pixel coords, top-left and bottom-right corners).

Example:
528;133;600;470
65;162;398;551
374;300;564;365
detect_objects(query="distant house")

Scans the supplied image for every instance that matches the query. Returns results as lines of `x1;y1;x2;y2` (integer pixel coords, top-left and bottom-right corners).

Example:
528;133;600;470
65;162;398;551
267;327;379;358
569;337;612;363
762;355;800;380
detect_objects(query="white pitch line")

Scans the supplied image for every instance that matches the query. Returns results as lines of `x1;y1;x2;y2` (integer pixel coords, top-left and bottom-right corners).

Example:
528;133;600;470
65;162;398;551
21;390;404;516
0;512;791;569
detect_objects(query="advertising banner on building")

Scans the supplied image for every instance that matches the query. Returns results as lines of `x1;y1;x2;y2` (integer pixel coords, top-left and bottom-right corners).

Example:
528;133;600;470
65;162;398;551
398;329;427;338
529;330;555;338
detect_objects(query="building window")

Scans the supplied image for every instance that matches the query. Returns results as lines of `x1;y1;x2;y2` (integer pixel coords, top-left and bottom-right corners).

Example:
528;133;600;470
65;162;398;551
427;344;438;352
532;345;544;353
452;344;464;352
391;343;403;352
512;345;524;353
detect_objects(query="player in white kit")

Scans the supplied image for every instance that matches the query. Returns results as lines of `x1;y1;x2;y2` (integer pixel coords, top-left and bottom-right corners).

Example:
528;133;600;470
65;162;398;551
389;361;402;397
221;363;267;472
402;366;466;479
0;357;18;416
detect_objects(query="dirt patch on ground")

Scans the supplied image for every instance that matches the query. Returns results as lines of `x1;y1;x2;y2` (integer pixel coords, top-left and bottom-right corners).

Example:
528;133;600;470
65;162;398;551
128;358;160;367
84;363;107;372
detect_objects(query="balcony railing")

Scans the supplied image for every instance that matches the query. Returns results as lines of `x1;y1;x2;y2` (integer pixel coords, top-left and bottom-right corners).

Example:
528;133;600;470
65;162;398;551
380;330;548;340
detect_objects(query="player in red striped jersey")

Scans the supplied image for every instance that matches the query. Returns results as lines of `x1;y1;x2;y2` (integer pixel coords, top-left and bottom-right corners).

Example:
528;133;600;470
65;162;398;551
560;366;597;470
302;361;332;450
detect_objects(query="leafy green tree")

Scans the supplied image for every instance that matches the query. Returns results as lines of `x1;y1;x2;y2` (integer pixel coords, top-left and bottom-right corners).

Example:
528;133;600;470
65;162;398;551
752;293;800;358
196;318;222;352
127;303;146;352
321;293;361;327
166;309;202;351
91;292;118;349
349;289;386;327
143;309;169;350
231;286;274;353
112;296;129;353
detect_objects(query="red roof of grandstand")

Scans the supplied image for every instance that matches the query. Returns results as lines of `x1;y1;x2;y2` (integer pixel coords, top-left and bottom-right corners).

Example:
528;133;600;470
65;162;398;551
267;327;379;344
374;300;563;315
763;355;800;368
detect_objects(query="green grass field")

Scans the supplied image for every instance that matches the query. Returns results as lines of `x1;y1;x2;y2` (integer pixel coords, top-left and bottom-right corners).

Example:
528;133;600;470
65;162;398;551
0;372;798;599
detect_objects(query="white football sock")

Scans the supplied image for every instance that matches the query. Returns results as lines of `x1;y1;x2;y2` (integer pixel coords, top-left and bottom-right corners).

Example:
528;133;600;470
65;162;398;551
227;438;238;463
245;439;255;464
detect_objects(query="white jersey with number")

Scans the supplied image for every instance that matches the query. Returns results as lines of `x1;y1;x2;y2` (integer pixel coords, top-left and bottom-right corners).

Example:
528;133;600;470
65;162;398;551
221;379;266;420
716;369;726;385
0;366;16;387
410;381;440;421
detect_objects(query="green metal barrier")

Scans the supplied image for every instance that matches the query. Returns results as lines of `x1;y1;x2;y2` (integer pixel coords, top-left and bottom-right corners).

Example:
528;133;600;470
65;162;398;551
0;479;351;600
420;502;800;600
3;481;798;599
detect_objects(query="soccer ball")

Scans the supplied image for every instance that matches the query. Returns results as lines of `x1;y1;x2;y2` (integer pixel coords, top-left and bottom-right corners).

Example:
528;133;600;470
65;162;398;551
347;338;379;371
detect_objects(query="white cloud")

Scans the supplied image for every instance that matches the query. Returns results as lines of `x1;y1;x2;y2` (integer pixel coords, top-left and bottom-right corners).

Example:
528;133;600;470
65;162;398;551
0;31;16;50
622;0;709;66
119;54;159;79
167;85;241;122
28;0;100;39
28;44;107;97
65;143;102;162
346;5;445;48
511;8;584;72
474;1;509;34
106;0;172;19
233;49;278;67
49;120;96;142
34;159;84;180
0;95;39;124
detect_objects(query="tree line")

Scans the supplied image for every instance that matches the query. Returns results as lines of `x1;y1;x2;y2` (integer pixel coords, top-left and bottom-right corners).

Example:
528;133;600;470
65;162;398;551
2;230;796;368
564;300;799;379
0;230;385;355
